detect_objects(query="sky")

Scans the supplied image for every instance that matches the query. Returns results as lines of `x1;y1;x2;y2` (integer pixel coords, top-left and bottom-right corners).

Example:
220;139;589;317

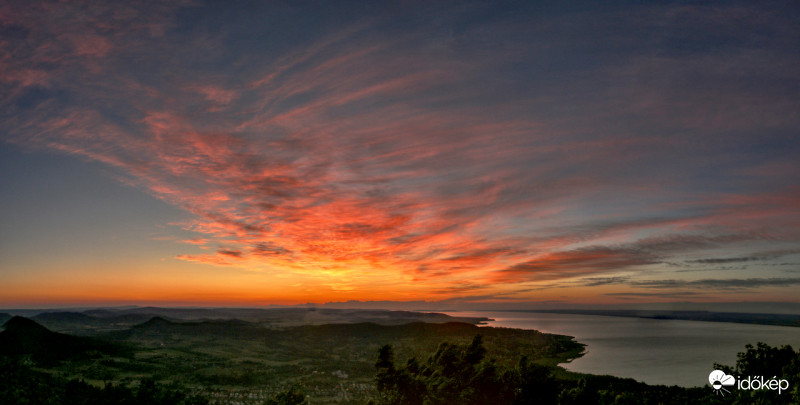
1;0;799;309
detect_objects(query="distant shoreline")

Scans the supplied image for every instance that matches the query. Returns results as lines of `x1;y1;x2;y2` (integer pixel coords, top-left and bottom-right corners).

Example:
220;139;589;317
498;309;800;328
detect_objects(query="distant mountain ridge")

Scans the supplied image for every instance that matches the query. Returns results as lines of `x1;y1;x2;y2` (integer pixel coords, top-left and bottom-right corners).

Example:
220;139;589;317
108;316;269;342
81;306;483;324
0;307;490;336
33;311;99;323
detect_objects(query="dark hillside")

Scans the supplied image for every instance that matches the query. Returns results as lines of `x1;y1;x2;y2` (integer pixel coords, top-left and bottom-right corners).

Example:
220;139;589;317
26;311;165;335
32;311;99;324
31;311;105;332
0;316;132;365
108;316;269;341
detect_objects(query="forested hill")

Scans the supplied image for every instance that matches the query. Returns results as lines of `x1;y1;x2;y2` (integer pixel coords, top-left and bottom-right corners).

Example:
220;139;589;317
0;316;131;365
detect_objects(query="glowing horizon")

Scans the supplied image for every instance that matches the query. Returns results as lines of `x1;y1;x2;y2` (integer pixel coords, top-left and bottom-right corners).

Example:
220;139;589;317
2;1;799;308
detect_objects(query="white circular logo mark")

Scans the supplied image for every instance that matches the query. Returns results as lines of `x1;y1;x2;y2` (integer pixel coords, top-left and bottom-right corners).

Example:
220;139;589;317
709;370;735;396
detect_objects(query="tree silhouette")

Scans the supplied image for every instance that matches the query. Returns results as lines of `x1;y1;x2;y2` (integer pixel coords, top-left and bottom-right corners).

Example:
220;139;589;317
375;335;512;405
714;342;799;405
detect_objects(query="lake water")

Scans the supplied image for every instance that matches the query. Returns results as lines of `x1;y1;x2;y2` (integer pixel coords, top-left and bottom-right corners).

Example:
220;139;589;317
444;311;800;387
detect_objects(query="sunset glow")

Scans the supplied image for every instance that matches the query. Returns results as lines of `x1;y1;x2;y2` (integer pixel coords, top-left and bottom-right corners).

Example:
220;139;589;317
1;1;799;308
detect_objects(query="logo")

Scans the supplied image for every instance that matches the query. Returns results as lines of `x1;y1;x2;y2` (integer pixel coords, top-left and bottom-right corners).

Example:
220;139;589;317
709;370;735;396
707;369;790;396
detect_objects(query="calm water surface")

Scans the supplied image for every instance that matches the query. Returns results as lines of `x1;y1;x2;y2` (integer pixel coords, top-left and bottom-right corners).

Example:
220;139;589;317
444;311;800;387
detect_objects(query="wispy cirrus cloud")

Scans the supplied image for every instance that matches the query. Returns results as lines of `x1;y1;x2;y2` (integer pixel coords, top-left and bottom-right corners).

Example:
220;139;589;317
689;249;800;265
605;292;705;298
493;247;657;284
2;0;799;302
630;277;800;290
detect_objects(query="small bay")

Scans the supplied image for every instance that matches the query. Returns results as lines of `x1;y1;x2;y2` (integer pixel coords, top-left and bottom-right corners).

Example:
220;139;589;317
444;311;800;387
